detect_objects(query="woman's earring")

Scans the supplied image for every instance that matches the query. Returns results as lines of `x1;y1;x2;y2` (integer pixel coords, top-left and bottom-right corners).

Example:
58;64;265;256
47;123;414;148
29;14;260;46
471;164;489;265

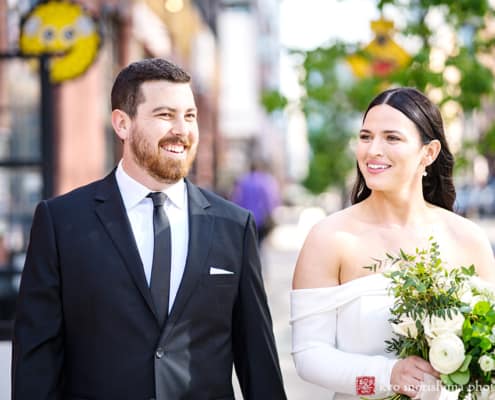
423;170;428;177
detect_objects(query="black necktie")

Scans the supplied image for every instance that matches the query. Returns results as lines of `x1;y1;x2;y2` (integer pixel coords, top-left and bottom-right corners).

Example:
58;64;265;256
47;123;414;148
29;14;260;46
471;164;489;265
147;192;171;327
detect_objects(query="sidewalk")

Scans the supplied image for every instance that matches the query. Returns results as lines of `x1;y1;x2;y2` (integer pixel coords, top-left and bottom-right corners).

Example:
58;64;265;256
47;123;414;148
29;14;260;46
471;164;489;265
233;218;330;399
258;227;330;399
0;343;10;400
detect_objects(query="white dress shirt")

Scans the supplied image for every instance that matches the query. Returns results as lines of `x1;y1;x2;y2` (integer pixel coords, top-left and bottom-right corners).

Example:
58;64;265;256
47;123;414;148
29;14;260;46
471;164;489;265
115;161;189;313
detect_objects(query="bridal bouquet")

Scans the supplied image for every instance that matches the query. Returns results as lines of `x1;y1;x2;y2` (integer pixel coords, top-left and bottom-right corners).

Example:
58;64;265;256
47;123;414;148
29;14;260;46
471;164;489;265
367;239;495;400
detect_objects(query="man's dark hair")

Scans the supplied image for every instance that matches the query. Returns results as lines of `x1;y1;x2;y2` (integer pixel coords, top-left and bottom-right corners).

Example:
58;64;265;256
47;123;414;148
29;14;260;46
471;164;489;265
350;87;456;211
111;58;191;118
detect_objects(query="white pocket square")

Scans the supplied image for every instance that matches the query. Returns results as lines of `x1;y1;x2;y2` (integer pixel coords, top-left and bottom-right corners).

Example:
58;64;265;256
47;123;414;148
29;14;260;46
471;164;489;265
209;267;234;275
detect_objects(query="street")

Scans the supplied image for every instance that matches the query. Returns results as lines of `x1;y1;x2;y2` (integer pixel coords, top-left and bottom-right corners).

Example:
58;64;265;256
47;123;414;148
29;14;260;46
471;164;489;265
248;220;331;399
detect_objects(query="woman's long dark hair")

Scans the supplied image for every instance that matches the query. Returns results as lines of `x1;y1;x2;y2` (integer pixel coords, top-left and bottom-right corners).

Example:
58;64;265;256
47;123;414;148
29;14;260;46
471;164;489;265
350;87;455;211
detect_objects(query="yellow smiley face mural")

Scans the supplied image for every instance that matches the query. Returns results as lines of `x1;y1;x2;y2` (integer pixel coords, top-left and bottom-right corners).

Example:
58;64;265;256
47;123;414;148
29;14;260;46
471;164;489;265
19;0;101;83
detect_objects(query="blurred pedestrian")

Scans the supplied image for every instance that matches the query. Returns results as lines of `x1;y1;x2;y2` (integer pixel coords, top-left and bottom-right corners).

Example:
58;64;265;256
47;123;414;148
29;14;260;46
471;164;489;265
231;159;281;244
12;58;287;400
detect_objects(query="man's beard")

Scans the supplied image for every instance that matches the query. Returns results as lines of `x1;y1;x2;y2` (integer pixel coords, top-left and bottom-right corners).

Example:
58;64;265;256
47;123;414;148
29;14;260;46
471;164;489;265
129;126;197;183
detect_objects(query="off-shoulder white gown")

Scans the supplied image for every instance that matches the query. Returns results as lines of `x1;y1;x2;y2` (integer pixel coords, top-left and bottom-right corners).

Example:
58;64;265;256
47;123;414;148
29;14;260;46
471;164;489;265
291;273;397;400
291;272;461;400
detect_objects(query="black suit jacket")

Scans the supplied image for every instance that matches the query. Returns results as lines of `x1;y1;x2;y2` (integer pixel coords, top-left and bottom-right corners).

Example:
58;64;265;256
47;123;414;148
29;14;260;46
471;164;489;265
12;171;286;400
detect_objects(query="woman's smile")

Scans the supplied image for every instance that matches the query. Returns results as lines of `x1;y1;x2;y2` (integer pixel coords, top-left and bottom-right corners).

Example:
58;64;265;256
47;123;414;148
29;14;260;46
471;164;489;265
366;161;391;174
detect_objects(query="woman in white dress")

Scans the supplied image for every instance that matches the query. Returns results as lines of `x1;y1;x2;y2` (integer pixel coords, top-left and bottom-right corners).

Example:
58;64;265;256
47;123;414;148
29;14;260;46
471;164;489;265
291;87;495;400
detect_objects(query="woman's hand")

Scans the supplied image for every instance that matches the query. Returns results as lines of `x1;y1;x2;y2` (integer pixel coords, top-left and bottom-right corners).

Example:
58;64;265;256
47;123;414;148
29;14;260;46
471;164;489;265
390;356;440;398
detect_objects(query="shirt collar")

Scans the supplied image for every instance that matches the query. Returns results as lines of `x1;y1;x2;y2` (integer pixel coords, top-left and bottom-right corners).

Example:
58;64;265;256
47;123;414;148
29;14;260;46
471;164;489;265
166;178;187;210
115;161;187;211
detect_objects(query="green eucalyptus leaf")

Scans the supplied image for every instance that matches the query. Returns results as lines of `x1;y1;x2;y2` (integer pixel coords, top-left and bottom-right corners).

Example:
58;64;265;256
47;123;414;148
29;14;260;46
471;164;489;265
441;374;455;387
480;337;492;351
473;301;491;316
459;354;472;372
449;370;470;385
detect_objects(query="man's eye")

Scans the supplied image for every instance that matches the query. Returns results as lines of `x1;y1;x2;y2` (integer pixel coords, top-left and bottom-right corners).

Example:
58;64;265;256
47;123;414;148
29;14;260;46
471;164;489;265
186;114;196;120
159;113;172;118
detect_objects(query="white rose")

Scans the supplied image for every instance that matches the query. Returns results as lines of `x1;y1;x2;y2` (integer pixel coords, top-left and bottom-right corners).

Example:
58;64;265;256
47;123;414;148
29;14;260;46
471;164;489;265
479;355;495;372
392;316;418;338
469;277;495;302
470;276;492;292
459;287;473;305
429;333;465;374
423;312;465;343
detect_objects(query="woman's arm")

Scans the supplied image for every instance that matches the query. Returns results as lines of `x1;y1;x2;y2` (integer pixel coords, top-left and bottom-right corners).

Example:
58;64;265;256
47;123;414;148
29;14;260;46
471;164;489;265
291;297;397;397
291;218;437;397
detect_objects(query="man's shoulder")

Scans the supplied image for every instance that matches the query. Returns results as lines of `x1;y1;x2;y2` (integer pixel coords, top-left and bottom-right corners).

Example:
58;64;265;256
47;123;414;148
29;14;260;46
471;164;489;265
45;172;114;207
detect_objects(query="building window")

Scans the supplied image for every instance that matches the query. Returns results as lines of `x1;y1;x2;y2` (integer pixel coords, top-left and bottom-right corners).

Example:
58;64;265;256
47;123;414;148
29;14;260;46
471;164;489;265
0;57;42;339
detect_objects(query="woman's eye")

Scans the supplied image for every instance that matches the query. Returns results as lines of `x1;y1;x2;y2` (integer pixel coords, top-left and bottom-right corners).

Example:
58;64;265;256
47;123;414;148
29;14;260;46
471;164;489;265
359;134;370;140
185;113;196;120
387;135;400;141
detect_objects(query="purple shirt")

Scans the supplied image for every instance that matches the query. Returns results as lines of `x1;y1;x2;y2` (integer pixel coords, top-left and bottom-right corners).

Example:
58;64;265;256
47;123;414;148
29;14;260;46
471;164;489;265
231;171;280;227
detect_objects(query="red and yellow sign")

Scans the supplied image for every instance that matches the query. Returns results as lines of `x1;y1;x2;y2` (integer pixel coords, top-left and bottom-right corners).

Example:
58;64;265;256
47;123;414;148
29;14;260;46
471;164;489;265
19;0;101;83
347;18;410;78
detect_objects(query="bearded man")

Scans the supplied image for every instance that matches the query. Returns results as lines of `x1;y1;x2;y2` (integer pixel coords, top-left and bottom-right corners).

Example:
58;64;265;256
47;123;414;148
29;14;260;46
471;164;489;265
12;58;287;400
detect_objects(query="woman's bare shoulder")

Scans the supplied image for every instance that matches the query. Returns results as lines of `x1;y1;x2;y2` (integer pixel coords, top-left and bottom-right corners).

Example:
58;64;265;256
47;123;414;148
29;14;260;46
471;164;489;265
436;208;495;281
312;204;363;234
438;207;487;240
292;205;363;289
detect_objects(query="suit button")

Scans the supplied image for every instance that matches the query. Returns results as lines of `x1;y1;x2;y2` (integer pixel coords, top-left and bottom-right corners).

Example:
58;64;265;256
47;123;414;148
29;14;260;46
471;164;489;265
155;348;164;359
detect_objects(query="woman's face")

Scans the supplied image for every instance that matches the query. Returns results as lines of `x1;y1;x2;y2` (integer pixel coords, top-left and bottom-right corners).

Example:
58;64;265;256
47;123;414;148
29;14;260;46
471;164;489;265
356;104;428;194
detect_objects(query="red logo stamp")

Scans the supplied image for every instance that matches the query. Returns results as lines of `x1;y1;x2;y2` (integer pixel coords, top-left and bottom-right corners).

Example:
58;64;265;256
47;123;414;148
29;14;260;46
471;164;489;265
356;376;376;396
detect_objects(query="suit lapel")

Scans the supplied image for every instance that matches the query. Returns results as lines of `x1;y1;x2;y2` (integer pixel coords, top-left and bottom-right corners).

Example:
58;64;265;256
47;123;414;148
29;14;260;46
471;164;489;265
162;180;214;340
93;172;157;320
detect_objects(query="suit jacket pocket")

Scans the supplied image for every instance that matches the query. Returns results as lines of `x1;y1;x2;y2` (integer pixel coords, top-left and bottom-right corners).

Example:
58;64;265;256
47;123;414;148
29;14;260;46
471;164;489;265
203;274;238;315
207;274;237;286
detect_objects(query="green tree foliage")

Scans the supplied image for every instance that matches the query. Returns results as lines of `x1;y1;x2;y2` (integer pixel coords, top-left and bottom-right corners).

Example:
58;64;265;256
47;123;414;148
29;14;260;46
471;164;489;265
300;42;358;192
478;122;495;163
264;0;495;194
261;89;288;113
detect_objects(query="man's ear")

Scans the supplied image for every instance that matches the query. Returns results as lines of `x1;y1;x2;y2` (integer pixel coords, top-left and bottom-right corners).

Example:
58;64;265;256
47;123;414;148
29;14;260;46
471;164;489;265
111;109;131;141
423;139;441;167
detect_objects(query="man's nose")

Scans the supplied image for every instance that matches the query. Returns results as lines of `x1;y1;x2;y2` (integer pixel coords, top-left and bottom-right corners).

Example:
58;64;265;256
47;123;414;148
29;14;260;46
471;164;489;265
171;118;187;135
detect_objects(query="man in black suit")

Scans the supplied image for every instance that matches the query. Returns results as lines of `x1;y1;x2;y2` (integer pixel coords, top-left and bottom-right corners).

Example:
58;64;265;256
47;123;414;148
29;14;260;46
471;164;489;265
12;58;287;399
